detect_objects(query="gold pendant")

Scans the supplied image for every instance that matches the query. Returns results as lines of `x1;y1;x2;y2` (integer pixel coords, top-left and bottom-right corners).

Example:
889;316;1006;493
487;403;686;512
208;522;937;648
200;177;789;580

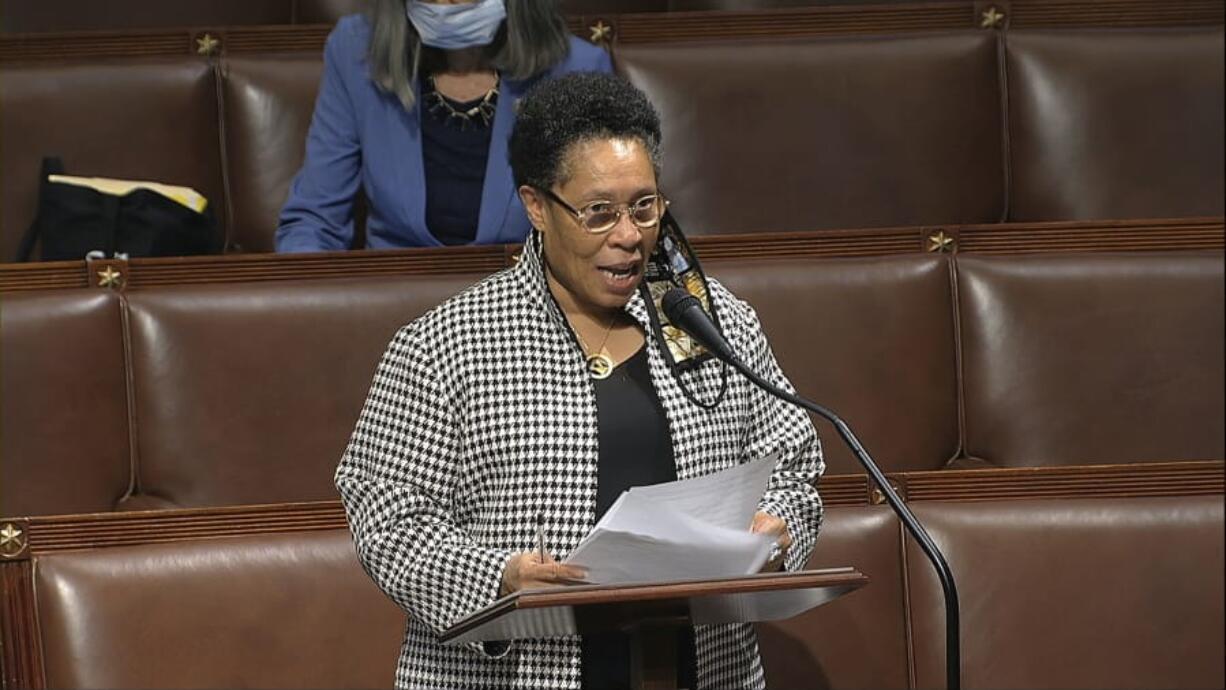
586;353;614;380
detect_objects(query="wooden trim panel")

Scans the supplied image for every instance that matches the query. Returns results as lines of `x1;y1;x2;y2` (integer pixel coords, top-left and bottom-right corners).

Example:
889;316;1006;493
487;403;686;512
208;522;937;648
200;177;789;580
222;24;332;54
610;1;1225;44
1008;0;1226;28
609;4;977;44
0;263;89;291
0;28;199;63
2;1;1222;63
110;242;508;288
953;217;1226;254
16;501;345;556
3;463;1220;548
816;475;873;507
0;562;43;690
1;218;1220;294
896;460;1226;502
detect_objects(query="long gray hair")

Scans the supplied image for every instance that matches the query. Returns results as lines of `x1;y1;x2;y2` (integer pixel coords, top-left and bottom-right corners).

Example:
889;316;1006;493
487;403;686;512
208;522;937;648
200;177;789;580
367;0;571;111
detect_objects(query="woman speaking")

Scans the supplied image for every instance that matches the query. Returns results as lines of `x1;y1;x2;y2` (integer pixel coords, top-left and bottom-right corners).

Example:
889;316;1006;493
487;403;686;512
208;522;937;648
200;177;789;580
336;72;824;689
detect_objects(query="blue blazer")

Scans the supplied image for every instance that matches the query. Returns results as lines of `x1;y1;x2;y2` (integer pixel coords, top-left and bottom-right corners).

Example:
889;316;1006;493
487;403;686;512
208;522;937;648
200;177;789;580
276;15;613;252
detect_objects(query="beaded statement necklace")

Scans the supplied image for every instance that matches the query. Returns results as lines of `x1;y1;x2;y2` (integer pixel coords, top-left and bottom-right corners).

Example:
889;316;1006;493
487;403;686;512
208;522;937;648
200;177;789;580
425;75;499;130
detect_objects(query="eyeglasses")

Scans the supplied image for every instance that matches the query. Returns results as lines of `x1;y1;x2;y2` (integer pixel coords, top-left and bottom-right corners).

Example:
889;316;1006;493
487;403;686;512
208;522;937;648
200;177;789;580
539;188;668;234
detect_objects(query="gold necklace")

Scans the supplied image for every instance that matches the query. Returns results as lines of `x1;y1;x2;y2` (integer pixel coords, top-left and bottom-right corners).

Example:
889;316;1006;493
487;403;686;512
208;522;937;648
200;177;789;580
574;316;617;380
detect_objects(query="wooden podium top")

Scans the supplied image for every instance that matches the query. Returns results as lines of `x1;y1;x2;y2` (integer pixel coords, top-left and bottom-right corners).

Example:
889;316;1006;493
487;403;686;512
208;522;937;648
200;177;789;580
442;567;867;645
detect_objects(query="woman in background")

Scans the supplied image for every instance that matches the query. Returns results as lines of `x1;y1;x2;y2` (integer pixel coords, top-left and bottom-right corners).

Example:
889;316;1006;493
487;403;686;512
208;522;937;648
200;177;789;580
276;0;612;252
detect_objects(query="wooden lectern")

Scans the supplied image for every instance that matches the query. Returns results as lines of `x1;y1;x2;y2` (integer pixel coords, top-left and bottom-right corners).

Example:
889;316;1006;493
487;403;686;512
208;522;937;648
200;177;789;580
441;567;868;690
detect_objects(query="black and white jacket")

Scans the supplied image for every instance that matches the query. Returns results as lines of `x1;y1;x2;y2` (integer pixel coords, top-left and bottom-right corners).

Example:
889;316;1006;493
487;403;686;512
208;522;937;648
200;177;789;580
336;233;824;690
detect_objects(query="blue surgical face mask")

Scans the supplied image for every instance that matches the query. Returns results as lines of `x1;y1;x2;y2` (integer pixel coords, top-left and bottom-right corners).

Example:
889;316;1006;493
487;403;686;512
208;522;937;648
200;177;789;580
406;0;508;50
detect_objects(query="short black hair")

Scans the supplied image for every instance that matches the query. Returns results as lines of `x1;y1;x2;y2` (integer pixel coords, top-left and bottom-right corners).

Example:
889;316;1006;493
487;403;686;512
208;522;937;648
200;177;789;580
510;71;662;191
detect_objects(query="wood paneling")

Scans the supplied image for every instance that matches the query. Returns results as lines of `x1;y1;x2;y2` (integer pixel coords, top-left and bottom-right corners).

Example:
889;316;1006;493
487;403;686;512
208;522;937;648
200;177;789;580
897;460;1226;502
4;463;1220;545
0;561;43;690
816;474;872;507
611;3;976;43
953;217;1226;254
20;502;345;554
1008;0;1225;28
2;1;1221;63
0;28;196;62
2;218;1220;294
222;24;332;53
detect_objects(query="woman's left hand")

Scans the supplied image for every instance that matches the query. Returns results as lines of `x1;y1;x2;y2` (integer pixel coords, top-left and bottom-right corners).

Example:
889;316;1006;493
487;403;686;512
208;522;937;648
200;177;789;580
751;511;792;572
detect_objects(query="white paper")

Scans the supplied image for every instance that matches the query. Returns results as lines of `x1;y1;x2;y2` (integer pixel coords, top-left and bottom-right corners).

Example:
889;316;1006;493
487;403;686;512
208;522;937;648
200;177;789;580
624;453;778;530
564;453;780;584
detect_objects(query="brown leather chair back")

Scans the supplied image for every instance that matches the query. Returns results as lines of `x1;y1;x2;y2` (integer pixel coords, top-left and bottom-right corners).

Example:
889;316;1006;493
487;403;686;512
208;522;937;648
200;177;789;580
906;495;1226;690
759;505;909;689
0;290;131;516
957;251;1225;467
711;254;961;474
294;0;367;24
614;32;1005;235
0;57;227;262
0;0;293;33
122;272;490;509
221;53;325;253
1006;28;1225;221
35;529;404;689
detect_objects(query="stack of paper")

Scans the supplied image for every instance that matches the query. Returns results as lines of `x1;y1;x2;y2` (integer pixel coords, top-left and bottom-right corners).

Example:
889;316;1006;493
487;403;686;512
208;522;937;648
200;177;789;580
564;453;779;584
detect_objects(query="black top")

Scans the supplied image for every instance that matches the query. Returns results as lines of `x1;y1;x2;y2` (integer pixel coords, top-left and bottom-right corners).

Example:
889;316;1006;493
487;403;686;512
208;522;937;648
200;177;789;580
420;80;492;246
580;345;698;690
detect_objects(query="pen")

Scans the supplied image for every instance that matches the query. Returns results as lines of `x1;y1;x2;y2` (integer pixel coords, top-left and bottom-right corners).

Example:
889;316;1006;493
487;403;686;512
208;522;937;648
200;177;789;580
536;512;546;563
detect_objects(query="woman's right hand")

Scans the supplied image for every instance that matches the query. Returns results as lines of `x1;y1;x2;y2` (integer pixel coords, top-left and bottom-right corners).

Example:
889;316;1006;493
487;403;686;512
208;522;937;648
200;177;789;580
501;552;589;595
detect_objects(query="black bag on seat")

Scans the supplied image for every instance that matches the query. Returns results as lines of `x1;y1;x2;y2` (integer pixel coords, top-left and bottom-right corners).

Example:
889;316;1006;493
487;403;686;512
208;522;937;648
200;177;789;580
16;157;221;262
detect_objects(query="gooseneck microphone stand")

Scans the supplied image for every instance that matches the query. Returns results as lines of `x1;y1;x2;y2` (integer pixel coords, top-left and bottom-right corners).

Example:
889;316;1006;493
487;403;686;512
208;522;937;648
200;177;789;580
662;289;961;690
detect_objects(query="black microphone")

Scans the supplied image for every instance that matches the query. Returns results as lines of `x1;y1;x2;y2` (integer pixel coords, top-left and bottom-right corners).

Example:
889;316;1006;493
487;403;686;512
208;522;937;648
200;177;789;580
661;287;962;690
660;288;738;363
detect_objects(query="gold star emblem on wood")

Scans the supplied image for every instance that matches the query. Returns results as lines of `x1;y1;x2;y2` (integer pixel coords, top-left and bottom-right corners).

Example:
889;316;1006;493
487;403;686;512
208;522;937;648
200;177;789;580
589;20;612;44
927;231;955;253
196;33;221;56
980;7;1005;29
0;523;26;559
97;266;124;288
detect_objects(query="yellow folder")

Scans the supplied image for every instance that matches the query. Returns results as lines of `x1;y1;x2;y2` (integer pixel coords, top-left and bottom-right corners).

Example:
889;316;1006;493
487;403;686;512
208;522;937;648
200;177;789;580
47;174;209;214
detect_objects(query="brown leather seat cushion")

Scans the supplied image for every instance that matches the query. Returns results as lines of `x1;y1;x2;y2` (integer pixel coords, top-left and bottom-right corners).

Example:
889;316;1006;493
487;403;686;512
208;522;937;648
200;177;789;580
615;32;1005;235
711;254;960;474
905;495;1226;689
958;251;1225;467
0;290;131;516
35;529;405;689
123;272;490;509
1006;28;1225;221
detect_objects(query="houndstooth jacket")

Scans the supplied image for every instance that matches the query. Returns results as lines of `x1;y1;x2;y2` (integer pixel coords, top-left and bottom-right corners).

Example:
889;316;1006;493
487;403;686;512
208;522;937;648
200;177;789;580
336;232;824;690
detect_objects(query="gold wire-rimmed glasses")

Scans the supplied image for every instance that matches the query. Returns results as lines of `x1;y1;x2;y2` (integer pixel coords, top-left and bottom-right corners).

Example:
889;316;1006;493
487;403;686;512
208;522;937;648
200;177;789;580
539;188;668;234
